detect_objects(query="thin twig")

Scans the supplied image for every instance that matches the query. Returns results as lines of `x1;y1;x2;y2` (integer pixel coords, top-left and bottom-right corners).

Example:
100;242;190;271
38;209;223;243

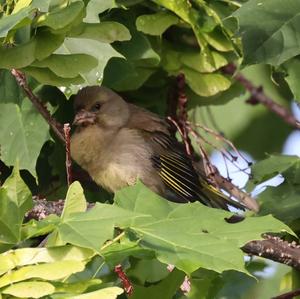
64;123;72;186
188;121;250;165
174;73;194;156
11;69;65;142
271;288;300;299
167;116;192;156
101;231;125;251
223;64;300;129
184;123;258;211
168;74;259;212
187;127;217;178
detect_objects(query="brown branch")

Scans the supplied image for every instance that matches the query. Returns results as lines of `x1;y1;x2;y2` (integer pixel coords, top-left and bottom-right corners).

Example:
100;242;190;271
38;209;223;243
242;235;300;271
25;199;300;270
64;123;73;186
166;73;259;212
25;197;95;221
222;64;300;129
272;289;300;299
25;197;65;221
11;69;65;142
172;73;194;156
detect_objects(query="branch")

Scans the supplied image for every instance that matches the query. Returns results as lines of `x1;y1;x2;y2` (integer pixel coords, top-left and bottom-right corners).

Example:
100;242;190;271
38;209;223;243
272;289;300;299
167;74;259;212
223;64;300;129
25;198;300;270
11;69;65;142
64;123;73;186
242;235;300;271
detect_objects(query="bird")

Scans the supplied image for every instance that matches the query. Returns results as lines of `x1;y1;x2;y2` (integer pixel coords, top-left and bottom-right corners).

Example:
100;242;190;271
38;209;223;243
70;86;247;211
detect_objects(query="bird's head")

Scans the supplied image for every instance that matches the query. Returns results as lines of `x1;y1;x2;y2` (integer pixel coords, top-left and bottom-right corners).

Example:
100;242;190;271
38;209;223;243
73;86;130;129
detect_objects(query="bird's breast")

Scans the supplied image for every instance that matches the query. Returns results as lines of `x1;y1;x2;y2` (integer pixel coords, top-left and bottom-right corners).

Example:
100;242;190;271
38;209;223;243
71;127;155;193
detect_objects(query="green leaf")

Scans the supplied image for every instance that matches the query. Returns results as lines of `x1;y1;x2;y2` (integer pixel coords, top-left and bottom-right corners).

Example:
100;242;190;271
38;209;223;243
0;6;35;38
114;182;292;275
136;11;179;36
283;58;300;100
0;39;36;69
0;30;65;69
130;268;185;299
0;165;32;246
3;163;33;218
12;0;34;13
113;31;160;66
22;66;84;86
12;0;50;13
61;181;87;219
258;178;300;224
250;155;299;185
36;1;84;30
0;70;25;105
84;0;116;23
0;245;94;275
0;260;85;288
69;22;131;43
187;269;256;299
203;27;234;52
103;58;155;91
2;281;55;298
183;68;231;97
181;50;228;73
52;279;102;295
22;215;59;240
0;101;50;174
54;37;123;92
252;157;300;224
128;258;170;284
102;238;154;267
186;82;245;106
153;0;207;48
197;64;292;159
31;54;98;78
53;203;141;251
234;0;300;66
71;287;123;299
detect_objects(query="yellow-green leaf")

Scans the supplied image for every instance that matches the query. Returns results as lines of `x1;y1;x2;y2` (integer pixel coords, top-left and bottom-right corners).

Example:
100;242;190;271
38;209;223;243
0;260;85;288
72;287;123;299
2;281;55;298
0;245;94;275
61;181;87;219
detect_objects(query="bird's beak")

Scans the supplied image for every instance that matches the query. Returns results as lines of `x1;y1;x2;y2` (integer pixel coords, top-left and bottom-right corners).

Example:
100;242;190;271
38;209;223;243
73;110;96;127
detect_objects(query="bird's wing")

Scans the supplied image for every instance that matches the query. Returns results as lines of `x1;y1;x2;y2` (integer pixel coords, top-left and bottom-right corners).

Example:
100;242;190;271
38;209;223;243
126;104;245;210
127;104;170;134
153;132;248;210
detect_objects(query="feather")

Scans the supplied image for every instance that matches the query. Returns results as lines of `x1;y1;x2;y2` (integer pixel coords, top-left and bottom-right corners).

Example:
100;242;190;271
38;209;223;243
150;133;246;210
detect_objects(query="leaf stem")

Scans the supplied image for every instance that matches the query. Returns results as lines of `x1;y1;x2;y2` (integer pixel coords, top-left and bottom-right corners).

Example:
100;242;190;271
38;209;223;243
64;123;73;186
100;231;126;251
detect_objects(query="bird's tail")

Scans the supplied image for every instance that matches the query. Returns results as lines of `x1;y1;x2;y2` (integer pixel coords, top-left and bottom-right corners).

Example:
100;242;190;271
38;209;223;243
198;177;247;211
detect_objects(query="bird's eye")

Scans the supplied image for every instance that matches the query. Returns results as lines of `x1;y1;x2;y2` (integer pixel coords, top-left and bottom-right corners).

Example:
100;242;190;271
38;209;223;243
92;102;101;112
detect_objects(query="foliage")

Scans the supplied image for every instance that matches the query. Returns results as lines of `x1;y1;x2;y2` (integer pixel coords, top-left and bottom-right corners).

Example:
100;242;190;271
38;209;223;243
1;0;300;298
